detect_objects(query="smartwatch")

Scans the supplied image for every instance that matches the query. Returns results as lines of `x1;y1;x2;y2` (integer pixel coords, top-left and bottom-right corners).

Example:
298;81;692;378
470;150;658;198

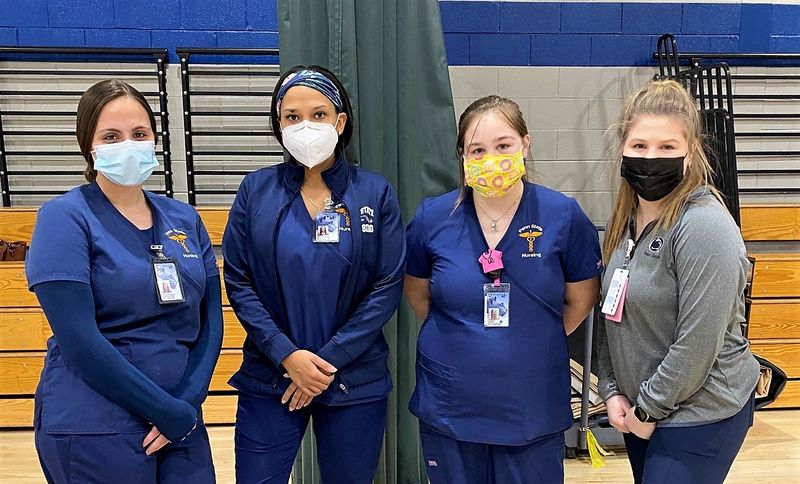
634;406;658;423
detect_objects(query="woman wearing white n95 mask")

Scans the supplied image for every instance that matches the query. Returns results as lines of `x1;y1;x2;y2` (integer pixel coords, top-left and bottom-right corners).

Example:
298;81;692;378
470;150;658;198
222;66;405;483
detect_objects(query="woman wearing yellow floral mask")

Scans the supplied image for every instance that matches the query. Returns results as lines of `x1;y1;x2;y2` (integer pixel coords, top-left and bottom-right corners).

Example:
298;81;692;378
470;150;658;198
404;95;601;483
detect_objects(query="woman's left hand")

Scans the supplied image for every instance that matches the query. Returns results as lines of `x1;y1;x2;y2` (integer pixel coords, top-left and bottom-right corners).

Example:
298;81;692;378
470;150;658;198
623;407;657;440
282;381;315;411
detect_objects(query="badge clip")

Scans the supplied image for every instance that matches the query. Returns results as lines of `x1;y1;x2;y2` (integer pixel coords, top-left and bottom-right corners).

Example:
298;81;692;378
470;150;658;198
622;239;635;268
150;244;166;259
479;249;504;283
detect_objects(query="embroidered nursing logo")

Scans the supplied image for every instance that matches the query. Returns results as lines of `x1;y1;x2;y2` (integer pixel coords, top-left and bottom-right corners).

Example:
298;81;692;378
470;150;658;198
166;229;199;259
518;224;543;258
360;206;375;234
649;237;664;254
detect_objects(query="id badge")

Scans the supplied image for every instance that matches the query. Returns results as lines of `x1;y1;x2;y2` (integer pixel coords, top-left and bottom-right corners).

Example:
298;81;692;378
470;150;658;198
152;257;185;304
484;283;511;328
314;210;340;243
601;268;629;321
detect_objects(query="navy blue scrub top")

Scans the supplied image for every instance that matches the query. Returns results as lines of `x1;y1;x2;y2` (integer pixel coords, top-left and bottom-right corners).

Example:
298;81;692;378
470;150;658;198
406;182;602;445
25;182;218;434
276;197;353;351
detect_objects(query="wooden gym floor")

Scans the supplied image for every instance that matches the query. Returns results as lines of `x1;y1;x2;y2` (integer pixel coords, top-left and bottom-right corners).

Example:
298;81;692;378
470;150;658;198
1;410;798;483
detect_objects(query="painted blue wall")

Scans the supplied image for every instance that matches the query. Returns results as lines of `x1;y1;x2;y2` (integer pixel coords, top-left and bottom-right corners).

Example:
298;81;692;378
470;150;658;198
0;1;798;65
0;0;278;61
440;2;800;66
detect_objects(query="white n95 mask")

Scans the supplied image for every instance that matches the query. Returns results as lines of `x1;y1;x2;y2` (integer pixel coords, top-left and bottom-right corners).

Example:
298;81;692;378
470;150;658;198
281;119;340;169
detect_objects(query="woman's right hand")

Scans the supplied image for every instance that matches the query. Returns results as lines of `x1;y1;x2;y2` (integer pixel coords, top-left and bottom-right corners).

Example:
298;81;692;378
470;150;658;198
282;350;336;395
143;426;171;455
145;399;200;454
606;394;632;433
144;398;196;450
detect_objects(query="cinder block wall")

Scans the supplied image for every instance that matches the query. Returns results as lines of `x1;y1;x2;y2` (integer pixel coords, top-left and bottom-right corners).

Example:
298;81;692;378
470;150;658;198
450;64;800;223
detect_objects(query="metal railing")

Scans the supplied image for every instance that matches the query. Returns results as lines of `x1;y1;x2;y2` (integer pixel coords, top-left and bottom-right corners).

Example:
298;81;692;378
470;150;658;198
175;48;281;205
0;47;174;205
702;108;742;224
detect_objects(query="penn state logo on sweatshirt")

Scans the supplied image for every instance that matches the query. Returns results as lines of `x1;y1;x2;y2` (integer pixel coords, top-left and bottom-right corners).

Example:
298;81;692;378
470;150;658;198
646;236;664;258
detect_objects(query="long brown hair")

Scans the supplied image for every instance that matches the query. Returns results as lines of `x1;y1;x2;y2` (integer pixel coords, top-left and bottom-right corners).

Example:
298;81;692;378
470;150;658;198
455;95;529;206
603;79;723;262
76;80;158;182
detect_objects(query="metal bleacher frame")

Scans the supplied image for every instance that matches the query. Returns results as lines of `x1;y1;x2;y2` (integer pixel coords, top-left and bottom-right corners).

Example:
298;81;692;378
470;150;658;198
0;47;174;206
652;35;800;197
656;35;743;225
175;47;281;206
567;296;626;457
682;62;742;226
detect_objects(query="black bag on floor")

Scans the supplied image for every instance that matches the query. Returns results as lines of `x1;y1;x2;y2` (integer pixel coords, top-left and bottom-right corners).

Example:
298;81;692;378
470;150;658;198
752;354;788;410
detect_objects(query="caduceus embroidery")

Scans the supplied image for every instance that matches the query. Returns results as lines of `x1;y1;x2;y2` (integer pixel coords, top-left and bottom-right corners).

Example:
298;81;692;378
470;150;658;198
335;206;350;227
518;230;542;252
168;232;191;253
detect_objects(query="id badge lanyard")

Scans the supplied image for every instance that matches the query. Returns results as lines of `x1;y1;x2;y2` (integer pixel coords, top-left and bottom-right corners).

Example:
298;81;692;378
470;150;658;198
148;208;186;304
601;219;656;322
479;248;511;328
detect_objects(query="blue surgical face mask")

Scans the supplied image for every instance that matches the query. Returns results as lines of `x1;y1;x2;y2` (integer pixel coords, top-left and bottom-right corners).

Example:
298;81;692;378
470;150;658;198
92;139;159;186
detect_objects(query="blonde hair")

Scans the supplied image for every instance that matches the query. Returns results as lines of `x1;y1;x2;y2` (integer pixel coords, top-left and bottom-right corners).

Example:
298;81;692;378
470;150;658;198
455;95;529;206
603;79;723;263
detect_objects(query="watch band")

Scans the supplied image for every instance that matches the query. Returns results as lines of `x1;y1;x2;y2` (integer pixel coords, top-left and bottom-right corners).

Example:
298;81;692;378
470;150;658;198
634;406;657;423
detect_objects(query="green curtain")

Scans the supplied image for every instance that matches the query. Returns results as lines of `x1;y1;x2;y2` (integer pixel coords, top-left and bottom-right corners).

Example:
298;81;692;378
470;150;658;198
278;1;459;482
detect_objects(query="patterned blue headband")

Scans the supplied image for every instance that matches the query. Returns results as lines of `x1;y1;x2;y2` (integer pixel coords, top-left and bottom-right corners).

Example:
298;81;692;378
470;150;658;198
275;70;344;113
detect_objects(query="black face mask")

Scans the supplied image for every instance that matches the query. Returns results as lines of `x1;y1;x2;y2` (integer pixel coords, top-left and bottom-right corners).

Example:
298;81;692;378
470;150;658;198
621;155;685;202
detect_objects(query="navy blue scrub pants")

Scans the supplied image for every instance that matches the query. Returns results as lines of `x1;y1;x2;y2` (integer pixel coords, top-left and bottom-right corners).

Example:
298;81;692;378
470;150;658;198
35;424;215;483
623;395;755;484
235;392;387;484
419;423;566;484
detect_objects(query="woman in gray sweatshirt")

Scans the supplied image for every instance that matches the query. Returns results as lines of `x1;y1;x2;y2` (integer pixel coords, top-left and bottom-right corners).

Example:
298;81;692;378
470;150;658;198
597;79;760;484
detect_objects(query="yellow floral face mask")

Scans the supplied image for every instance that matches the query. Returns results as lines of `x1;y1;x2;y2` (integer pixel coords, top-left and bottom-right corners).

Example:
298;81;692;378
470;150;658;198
463;151;526;198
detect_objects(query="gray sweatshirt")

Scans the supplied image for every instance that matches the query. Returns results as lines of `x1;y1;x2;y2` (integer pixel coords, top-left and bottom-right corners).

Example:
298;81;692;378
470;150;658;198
598;190;760;425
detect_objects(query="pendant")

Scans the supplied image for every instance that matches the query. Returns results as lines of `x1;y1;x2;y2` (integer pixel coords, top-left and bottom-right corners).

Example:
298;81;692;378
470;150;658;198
490;221;499;232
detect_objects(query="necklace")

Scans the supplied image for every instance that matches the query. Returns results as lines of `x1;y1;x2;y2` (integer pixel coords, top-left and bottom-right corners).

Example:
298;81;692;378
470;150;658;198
475;195;520;233
300;186;332;212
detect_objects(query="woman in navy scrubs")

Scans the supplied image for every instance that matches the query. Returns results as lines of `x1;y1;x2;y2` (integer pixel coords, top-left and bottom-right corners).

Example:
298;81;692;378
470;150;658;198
26;80;223;483
404;96;602;484
222;66;405;483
